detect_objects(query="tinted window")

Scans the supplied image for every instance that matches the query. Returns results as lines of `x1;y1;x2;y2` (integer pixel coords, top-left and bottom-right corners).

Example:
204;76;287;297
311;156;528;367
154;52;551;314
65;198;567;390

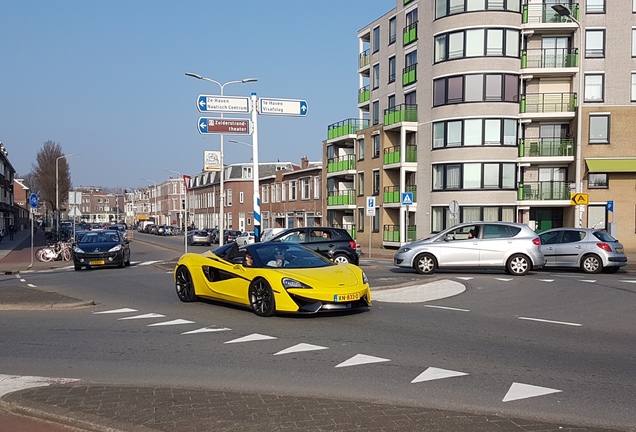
560;231;584;243
593;231;616;242
539;231;560;245
483;224;519;239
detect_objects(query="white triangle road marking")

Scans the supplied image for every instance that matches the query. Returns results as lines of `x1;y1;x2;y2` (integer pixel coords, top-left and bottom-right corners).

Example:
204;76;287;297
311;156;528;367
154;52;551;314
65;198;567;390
224;333;277;344
335;354;390;368
182;327;232;335
411;367;468;383
274;343;329;356
118;313;165;320
0;374;79;397
93;308;138;314
148;319;195;326
502;382;562;402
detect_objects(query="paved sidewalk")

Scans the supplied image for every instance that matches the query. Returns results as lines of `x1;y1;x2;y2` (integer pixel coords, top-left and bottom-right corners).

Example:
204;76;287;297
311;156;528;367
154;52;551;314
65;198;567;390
0;229;631;431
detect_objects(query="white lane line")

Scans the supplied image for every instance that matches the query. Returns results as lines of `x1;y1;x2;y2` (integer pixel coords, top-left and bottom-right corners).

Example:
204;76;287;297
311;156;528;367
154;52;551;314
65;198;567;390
118;313;166;320
93;308;138;314
456;277;473;280
335;354;390;368
0;374;79;397
502;382;562;402
423;305;470;312
620;280;636;284
494;278;513;282
138;260;162;266
274;343;329;356
182;327;232;335
579;280;596;283
19;278;26;282
147;319;195;326
518;317;582;327
27;284;37;288
411;367;469;383
538;279;554;282
224;333;277;344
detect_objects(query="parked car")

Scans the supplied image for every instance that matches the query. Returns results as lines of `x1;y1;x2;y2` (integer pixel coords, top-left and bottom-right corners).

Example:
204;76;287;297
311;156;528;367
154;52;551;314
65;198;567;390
268;227;360;265
224;230;242;243
73;229;131;271
174;242;371;317
538;228;627;273
261;227;285;242
393;222;545;276
235;231;255;246
187;230;212;246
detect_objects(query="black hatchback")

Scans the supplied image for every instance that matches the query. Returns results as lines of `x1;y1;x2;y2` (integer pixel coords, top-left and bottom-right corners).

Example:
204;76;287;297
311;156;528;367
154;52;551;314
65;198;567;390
268;227;360;265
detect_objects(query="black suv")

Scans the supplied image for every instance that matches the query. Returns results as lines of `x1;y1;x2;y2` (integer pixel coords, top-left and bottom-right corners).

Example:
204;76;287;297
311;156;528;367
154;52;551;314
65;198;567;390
268;227;359;265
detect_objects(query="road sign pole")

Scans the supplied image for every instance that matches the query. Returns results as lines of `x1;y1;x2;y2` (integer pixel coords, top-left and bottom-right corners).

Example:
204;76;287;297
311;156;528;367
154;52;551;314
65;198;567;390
251;92;261;242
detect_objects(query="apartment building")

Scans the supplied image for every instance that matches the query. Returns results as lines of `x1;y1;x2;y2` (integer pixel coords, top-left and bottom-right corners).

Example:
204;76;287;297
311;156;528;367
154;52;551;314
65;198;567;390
324;0;636;251
74;187;125;225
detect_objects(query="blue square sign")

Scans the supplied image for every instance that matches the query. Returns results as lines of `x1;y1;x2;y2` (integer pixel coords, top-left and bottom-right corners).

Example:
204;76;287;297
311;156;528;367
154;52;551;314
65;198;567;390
401;192;413;206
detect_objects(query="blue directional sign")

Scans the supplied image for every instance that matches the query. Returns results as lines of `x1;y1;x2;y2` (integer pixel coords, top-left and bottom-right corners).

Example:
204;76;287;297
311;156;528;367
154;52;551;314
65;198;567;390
29;193;38;208
401;192;413;206
607;200;614;212
259;98;308;116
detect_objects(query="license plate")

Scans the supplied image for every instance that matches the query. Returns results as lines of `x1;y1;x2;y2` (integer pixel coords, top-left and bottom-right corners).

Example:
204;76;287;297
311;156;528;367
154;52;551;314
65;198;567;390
335;293;360;302
616;247;623;253
90;260;105;265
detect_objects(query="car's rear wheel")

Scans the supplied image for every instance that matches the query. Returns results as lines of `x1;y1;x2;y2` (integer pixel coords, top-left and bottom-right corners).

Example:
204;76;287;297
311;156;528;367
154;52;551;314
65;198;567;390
581;254;602;274
249;278;276;317
333;253;351;264
506;254;530;276
175;266;197;302
414;253;436;275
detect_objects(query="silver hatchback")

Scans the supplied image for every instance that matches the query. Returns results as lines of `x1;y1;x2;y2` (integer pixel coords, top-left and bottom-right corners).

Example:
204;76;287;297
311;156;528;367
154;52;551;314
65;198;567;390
538;228;627;273
394;222;545;276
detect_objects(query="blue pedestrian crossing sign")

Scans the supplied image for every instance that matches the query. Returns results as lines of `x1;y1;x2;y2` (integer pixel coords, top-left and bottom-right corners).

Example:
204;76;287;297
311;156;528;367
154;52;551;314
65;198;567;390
401;192;413;206
29;193;38;208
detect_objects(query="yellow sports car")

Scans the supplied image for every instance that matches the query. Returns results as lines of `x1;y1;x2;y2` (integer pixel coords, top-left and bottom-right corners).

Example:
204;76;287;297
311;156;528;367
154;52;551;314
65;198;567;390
174;242;371;317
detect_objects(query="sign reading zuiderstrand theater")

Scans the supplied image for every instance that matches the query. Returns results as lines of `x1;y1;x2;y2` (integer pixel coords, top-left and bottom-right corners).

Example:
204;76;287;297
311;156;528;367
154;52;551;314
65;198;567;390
198;118;250;134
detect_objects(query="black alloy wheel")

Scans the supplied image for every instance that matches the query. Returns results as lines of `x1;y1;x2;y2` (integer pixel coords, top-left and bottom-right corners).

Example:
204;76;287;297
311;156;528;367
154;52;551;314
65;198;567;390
175;266;197;302
249;278;276;317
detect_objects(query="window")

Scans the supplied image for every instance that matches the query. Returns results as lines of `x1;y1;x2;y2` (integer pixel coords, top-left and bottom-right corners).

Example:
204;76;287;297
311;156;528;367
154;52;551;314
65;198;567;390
372;170;380;195
262;185;269;204
433;163;516;190
389;17;396;45
433;73;519;106
357;208;365;231
586;0;605;13
372;64;380;89
242;166;252;178
388;94;395;109
357;138;365;160
289;180;297;201
632;73;636;101
632;29;636;57
239;191;244;204
435;0;520;19
432;118;517;148
281;182;287;201
585;30;605;58
431;206;516;232
358;172;365;196
584;74;604;101
373;135;380;158
372;101;380;125
373;207;380;232
372;26;380;53
301;178;310;199
388;56;396;83
226;189;233;206
588;173;608;188
313;177;320;199
589;114;610;144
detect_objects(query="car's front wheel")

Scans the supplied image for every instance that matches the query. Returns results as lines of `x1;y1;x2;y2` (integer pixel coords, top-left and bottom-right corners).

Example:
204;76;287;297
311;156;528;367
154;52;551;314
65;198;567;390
414;253;436;275
581;254;602;274
506;254;530;276
175;266;197;302
333;253;351;264
249;278;276;317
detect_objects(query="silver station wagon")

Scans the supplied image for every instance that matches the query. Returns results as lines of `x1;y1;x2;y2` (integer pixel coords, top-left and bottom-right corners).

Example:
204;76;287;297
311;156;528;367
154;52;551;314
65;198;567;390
394;222;545;276
538;228;627;273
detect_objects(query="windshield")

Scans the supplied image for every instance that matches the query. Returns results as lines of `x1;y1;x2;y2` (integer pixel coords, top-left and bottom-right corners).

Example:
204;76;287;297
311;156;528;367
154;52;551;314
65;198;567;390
79;232;120;243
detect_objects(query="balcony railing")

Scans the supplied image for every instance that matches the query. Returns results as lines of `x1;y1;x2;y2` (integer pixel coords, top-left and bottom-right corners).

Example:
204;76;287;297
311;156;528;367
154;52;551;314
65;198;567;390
520;93;576;113
518;138;574;157
327;189;356;206
403;64;417;86
518;181;570;201
384;104;417;126
403;21;417;46
521;48;578;69
359;49;370;69
327;154;356;173
383;185;417;204
327;118;369;140
358;85;370;104
522;3;580;24
383;144;417;164
383;224;416;242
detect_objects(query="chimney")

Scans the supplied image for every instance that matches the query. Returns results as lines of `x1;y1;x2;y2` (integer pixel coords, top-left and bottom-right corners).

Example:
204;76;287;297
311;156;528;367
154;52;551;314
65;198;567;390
301;155;309;169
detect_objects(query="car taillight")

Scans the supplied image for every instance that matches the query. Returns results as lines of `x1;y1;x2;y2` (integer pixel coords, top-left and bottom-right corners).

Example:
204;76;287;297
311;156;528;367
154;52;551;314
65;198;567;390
349;241;356;249
532;237;541;246
596;242;612;252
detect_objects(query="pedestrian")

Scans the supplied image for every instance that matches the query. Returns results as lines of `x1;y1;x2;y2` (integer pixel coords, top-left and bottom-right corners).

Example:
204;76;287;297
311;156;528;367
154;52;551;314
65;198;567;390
9;225;14;240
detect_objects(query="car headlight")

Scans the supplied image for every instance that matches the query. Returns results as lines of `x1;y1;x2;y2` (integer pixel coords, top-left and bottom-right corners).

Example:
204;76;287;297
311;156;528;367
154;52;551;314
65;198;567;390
282;278;311;289
362;271;368;284
108;245;122;252
398;247;411;253
74;247;85;254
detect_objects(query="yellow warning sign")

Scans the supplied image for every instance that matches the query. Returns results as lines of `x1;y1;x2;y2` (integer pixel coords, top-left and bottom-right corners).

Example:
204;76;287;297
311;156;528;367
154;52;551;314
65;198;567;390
570;193;589;206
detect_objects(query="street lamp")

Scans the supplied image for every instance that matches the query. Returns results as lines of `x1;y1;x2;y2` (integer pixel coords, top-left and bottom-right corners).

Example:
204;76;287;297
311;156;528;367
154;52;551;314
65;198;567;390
185;72;257;246
164;168;188;254
56;153;80;238
552;4;583;227
141;178;158;225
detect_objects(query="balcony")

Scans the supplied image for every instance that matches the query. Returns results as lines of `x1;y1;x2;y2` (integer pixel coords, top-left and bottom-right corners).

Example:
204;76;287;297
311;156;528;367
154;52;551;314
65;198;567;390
384;185;417;204
327;118;369;140
521;48;578;70
403;64;417;86
383;224;416;242
384;144;417;165
384;104;417;126
327;154;356;173
358;85;370;105
522;3;579;24
520;93;576;114
518;138;574;158
518;181;570;201
358;48;370;70
403;21;417;46
327;189;356;206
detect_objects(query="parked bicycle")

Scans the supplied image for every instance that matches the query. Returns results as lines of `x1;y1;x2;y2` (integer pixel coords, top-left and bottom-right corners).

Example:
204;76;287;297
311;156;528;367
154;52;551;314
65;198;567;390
36;240;73;262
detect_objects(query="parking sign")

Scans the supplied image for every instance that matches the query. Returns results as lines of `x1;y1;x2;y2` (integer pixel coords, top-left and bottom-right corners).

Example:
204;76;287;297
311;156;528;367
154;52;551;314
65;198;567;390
366;196;375;216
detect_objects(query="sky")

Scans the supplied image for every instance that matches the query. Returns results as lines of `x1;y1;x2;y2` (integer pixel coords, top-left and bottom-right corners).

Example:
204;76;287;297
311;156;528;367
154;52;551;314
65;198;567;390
0;0;392;189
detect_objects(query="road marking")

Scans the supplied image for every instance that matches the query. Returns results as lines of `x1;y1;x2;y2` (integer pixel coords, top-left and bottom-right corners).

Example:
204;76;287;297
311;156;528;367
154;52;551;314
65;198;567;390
579;279;596;283
372;280;465;303
423;305;470;312
148;319;195;326
224;333;277;344
456;277;473;280
620;280;636;284
118;313;166;320
0;374;79;397
93;308;138;314
138;260;162;266
502;382;562;402
494;278;513;282
27;284;37;287
182;327;231;335
538;279;554;282
518;317;581;327
335;354;390;368
411;367;468;383
274;343;329;356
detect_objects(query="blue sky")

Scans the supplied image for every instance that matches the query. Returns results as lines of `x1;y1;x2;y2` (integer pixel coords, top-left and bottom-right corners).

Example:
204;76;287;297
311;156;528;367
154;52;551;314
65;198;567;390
1;1;391;189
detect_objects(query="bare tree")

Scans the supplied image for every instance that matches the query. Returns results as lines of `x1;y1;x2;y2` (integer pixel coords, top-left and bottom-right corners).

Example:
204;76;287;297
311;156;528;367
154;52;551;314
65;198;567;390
31;140;72;211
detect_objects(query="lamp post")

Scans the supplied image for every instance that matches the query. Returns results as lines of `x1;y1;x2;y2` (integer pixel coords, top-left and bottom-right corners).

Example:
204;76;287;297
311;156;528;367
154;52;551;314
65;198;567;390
552;4;583;227
185;72;258;246
56;153;79;238
164;168;188;254
141;178;158;225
